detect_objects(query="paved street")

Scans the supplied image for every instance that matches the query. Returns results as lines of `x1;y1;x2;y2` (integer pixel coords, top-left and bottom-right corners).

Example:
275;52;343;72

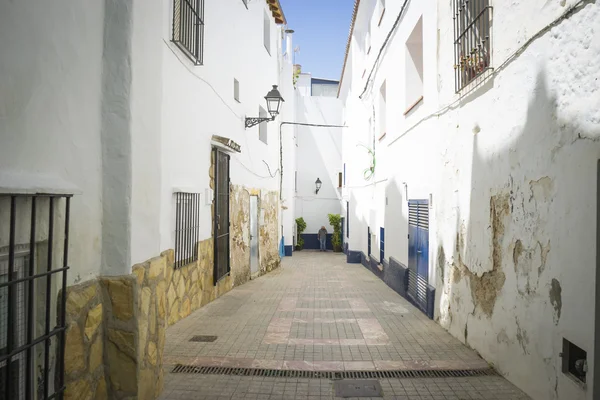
159;251;529;399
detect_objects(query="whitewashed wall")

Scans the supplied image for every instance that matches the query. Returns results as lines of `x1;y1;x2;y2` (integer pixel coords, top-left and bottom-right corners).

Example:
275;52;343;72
0;0;105;284
294;74;343;235
340;0;600;399
158;0;288;258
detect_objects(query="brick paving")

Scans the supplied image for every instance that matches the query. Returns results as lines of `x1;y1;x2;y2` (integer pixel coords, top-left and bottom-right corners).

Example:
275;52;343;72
159;251;529;399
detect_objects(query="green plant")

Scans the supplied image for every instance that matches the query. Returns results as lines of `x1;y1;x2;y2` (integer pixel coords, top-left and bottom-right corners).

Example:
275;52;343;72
295;217;307;250
328;214;342;253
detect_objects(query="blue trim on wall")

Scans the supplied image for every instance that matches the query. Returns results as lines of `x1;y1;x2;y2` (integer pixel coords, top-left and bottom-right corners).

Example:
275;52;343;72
300;233;333;250
284;245;293;257
357;255;435;320
279;237;285;257
346;250;361;264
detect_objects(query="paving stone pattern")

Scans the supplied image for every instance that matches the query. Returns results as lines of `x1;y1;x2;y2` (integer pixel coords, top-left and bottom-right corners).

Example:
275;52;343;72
160;251;529;399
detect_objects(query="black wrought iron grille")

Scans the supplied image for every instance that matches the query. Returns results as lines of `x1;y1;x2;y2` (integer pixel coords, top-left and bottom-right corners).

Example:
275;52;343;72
172;0;205;65
0;194;71;400
213;149;231;284
174;192;201;269
453;0;492;92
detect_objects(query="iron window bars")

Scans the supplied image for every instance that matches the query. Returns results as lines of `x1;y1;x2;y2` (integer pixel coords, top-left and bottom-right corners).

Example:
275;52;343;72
172;0;205;65
174;192;201;269
453;0;492;92
0;194;71;400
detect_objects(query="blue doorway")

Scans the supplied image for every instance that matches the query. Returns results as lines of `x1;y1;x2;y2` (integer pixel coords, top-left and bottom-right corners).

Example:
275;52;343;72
408;200;429;313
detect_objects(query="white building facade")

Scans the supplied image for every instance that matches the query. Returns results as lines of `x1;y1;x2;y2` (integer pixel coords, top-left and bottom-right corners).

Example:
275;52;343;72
339;1;600;399
0;0;293;398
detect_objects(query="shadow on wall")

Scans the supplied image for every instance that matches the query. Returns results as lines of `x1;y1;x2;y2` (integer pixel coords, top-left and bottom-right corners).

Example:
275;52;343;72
439;65;600;400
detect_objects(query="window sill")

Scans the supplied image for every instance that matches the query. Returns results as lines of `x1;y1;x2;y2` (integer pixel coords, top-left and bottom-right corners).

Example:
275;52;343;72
404;96;424;116
378;9;386;26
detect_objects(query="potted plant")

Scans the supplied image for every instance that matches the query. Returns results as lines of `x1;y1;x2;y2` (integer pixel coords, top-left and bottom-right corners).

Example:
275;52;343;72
295;217;306;250
328;214;343;253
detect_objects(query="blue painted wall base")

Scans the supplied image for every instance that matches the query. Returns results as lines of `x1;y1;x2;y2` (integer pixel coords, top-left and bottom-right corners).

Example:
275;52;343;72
300;233;333;250
346;250;361;264
284;245;293;256
358;254;435;320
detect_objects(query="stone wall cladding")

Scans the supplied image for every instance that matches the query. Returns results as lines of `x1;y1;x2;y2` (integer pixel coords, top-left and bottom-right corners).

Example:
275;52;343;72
230;185;251;286
259;190;280;274
63;279;106;400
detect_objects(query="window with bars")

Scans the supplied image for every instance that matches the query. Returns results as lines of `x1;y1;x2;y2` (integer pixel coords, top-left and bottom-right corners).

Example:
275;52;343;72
0;194;72;400
174;192;201;268
263;10;271;55
172;0;205;65
453;0;492;92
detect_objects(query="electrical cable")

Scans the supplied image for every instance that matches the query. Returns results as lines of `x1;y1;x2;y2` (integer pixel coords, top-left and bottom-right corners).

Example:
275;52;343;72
279;122;349;201
163;39;242;119
386;0;593;148
359;0;411;99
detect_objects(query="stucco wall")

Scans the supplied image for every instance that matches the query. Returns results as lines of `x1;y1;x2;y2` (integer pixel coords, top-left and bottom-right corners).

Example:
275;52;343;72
340;1;600;399
0;1;105;284
294;75;344;235
159;0;286;255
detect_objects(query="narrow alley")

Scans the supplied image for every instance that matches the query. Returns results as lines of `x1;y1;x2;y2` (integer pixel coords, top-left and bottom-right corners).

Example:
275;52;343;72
159;252;528;399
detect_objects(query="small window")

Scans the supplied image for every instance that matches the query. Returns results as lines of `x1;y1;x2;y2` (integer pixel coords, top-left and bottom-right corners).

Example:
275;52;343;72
343;163;346;187
264;11;271;55
234;78;240;102
378;81;387;140
338;172;343;188
172;0;205;65
453;0;492;92
294;171;298;192
405;17;424;115
174;192;201;268
562;338;587;384
259;106;268;144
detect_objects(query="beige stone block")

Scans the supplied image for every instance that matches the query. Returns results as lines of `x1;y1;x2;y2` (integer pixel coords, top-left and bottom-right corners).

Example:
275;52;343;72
89;334;103;372
132;265;146;286
139;319;148;358
138;368;156;399
147;341;158;366
107;328;136;359
84;303;103;340
149;299;157;335
141;287;152;316
168;300;180;325
157;281;167;319
176;275;186;299
167;284;177;309
191;268;199;284
161;249;174;269
65;378;93;400
66;283;97;317
107;342;137;394
157;324;166;354
149;256;166;279
104;278;134;321
191;294;200;311
180;298;191;319
65;323;86;375
95;376;107;400
155;370;164;398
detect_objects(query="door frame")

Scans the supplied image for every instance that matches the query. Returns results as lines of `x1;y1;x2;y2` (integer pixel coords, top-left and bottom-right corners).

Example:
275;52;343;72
213;148;231;284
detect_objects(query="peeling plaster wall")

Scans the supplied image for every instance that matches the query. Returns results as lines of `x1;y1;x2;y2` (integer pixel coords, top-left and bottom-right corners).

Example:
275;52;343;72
260;191;282;273
340;1;600;399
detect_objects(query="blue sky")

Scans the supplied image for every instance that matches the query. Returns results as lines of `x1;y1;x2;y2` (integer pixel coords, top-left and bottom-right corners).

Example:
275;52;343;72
278;0;354;81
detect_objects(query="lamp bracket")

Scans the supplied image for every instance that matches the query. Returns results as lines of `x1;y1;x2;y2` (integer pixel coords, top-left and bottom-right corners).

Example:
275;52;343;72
245;116;275;129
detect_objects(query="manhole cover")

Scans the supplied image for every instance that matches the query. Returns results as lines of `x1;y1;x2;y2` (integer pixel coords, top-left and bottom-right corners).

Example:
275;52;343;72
189;335;218;342
334;379;383;398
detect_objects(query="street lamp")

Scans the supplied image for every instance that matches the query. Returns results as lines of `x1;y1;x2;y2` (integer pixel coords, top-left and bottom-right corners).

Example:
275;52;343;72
315;178;322;194
245;85;285;129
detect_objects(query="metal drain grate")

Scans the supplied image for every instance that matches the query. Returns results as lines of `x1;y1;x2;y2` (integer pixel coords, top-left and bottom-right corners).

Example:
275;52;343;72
171;365;497;380
189;335;218;342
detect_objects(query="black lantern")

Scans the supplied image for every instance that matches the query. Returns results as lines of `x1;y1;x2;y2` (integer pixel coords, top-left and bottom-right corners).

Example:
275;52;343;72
245;85;285;128
315;178;322;194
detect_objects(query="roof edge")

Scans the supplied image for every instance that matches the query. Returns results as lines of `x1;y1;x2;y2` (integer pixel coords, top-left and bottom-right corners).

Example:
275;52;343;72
337;0;360;98
266;0;287;25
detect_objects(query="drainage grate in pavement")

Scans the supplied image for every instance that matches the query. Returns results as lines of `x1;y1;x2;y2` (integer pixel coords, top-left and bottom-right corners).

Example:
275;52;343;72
170;364;498;380
189;335;218;342
334;379;383;398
